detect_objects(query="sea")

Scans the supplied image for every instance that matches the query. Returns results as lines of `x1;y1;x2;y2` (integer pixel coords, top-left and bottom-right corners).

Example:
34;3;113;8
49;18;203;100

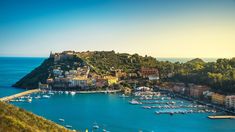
0;57;235;132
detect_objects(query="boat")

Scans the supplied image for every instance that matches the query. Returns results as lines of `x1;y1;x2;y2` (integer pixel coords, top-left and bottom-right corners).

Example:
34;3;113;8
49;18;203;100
129;99;142;104
27;98;32;102
65;91;69;94
103;129;110;132
48;92;54;95
35;95;41;99
119;94;129;98
93;123;99;129
59;118;65;122
142;106;151;109
70;91;76;95
65;125;72;128
18;99;24;102
42;95;50;98
58;91;64;94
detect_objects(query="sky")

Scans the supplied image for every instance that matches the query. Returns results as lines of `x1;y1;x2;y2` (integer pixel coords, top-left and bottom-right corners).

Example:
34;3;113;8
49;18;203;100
0;0;235;58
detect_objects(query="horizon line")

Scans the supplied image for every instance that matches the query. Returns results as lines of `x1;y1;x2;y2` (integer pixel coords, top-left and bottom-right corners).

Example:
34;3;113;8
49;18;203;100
0;56;232;59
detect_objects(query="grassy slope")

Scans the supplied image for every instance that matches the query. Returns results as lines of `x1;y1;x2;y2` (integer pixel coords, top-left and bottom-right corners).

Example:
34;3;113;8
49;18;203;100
0;101;72;132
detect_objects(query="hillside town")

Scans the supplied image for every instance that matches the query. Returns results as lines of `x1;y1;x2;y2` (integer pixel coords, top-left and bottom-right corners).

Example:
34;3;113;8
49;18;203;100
39;51;160;91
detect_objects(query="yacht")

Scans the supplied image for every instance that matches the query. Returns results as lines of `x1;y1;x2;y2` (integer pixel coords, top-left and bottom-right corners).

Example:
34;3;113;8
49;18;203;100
48;92;54;95
65;125;72;128
70;91;76;95
18;99;24;102
142;106;151;109
129;99;142;104
119;94;129;98
59;118;65;122
27;98;32;102
42;95;50;98
103;129;110;132
93;123;99;129
65;91;69;94
35;95;41;99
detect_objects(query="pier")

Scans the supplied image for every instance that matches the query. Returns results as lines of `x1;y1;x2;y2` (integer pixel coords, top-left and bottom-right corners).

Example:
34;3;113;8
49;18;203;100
208;116;235;119
77;89;122;94
0;89;41;102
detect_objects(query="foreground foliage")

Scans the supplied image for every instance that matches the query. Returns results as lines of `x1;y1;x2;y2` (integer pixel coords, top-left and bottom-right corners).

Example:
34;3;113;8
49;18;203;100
0;101;71;132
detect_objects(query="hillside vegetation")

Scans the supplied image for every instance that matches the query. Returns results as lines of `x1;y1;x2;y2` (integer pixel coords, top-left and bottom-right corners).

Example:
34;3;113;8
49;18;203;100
0;101;71;132
77;51;158;74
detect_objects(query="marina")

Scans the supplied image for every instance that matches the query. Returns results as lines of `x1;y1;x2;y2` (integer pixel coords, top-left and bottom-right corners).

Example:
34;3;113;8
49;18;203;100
128;89;219;117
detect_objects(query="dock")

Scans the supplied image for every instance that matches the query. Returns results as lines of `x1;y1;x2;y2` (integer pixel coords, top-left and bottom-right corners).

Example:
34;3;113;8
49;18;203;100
77;89;121;94
0;89;41;102
208;116;235;119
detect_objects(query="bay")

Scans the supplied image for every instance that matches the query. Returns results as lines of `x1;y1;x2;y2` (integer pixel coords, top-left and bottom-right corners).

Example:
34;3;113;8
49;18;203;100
1;57;235;132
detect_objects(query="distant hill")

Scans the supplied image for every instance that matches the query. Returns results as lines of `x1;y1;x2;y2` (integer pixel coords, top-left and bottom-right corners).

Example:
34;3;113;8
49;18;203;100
0;101;71;132
186;58;205;64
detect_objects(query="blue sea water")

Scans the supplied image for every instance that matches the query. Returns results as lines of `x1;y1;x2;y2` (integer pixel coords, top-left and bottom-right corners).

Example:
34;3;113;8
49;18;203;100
1;57;235;132
0;57;45;97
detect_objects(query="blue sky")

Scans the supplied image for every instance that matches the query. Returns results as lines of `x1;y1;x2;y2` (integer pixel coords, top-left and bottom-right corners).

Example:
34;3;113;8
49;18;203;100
0;0;235;57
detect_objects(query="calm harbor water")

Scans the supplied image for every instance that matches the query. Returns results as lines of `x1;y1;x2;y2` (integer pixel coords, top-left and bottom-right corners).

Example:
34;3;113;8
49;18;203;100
1;57;235;132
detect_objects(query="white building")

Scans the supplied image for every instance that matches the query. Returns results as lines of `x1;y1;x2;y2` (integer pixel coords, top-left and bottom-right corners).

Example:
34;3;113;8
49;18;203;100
225;95;235;109
148;75;159;81
69;77;88;88
135;86;152;91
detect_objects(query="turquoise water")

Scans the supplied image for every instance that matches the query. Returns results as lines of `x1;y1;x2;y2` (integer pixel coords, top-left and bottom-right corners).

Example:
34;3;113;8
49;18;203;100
0;57;45;97
12;93;235;132
1;57;235;132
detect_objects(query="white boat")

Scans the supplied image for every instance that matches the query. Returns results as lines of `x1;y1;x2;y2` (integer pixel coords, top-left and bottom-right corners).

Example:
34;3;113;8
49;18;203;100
59;118;65;122
35;95;41;99
93;123;99;129
70;91;76;95
42;95;50;98
129;99;142;104
48;92;54;95
18;99;24;102
27;98;32;102
65;91;69;94
65;125;72;128
119;94;129;98
142;106;151;109
103;129;110;132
